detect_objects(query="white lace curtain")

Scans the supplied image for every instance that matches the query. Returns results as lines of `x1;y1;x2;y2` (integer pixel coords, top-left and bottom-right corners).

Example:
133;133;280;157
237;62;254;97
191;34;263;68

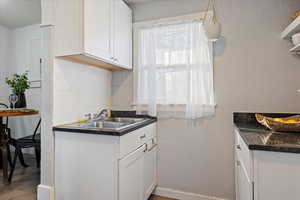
136;20;215;119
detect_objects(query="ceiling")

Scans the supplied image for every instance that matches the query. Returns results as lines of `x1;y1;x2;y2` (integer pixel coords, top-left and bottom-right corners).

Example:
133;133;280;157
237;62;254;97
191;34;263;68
0;0;41;29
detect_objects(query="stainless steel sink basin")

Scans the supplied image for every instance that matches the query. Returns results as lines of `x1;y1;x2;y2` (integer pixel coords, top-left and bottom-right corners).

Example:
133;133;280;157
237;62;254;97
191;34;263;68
104;117;146;124
63;117;150;131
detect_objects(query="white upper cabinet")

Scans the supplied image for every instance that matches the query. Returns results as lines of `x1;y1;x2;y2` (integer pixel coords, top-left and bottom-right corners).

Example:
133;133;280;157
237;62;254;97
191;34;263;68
84;0;114;61
54;0;132;70
113;0;133;69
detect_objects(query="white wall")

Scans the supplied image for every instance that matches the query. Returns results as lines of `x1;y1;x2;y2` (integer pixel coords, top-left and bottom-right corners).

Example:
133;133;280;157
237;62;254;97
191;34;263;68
2;22;112;137
0;25;11;104
0;24;41;153
38;13;113;198
48;58;111;197
38;46;112;198
53;59;112;125
8;24;42;141
112;0;300;199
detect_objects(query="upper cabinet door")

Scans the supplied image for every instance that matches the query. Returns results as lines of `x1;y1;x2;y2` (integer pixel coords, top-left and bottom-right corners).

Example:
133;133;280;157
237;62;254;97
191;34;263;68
54;0;133;70
84;0;114;61
114;0;132;69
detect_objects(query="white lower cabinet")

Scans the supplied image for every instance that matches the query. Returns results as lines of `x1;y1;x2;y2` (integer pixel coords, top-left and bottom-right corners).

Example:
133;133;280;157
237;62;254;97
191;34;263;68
253;151;300;200
119;145;145;200
143;141;157;200
55;123;157;200
119;137;158;200
235;128;300;200
236;159;252;200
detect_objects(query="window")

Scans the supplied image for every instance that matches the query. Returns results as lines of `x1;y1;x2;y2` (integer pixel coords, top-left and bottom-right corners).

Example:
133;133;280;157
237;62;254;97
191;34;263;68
135;19;215;119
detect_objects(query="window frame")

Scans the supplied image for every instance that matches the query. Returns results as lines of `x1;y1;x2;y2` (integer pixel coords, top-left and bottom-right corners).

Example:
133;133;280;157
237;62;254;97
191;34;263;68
132;11;214;106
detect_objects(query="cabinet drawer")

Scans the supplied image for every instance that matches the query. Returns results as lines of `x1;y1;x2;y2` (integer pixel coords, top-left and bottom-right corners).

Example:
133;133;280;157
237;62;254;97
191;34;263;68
143;123;156;142
235;130;253;181
120;123;156;158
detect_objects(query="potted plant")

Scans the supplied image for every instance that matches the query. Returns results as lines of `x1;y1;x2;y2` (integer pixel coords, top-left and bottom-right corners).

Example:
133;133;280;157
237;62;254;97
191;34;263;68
5;71;30;108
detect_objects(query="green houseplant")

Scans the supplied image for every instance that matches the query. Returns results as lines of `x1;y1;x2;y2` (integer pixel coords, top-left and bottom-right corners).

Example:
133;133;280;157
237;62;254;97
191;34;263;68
5;72;30;108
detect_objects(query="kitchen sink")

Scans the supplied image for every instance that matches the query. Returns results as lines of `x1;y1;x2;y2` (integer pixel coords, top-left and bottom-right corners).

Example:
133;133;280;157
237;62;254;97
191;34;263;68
104;117;146;124
81;121;129;129
63;117;150;131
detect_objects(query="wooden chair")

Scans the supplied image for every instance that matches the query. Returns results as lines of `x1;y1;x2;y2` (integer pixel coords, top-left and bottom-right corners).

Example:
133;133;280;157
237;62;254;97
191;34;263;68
0;103;12;184
8;119;41;182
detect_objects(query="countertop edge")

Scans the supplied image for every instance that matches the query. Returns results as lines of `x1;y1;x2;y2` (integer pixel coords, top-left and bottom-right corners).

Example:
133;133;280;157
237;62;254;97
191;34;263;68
53;118;157;136
234;123;300;154
248;144;300;154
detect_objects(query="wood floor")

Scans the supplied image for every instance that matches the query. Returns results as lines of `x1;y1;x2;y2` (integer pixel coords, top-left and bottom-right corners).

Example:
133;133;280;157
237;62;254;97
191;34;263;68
0;154;40;200
0;154;174;200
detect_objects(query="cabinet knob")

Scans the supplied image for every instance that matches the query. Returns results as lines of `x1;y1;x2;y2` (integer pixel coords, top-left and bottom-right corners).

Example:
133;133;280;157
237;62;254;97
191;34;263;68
236;160;241;166
236;145;241;150
84;113;92;120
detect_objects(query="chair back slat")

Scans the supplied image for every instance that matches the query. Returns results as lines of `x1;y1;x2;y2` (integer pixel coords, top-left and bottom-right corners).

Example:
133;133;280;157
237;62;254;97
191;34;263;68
0;103;9;129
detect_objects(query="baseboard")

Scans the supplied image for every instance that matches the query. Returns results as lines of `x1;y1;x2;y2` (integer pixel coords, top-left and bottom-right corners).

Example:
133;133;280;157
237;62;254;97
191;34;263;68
154;187;228;200
37;184;54;200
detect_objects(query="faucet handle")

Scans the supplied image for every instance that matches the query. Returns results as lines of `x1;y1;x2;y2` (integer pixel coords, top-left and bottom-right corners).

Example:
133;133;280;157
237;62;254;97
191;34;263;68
93;113;98;119
84;113;92;120
106;109;111;118
94;108;111;120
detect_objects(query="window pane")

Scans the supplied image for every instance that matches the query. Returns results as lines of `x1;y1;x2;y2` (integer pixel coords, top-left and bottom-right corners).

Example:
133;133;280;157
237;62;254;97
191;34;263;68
156;68;188;104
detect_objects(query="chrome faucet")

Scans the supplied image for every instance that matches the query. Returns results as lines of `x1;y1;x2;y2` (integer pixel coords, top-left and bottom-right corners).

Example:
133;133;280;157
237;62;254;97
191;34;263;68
93;108;110;121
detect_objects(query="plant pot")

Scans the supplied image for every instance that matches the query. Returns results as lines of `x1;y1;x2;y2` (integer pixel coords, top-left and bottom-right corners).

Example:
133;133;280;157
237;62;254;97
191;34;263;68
10;93;27;108
204;21;221;41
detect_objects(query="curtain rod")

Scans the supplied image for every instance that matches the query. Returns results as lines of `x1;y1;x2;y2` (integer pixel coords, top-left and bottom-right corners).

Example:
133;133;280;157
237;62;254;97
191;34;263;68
133;11;213;28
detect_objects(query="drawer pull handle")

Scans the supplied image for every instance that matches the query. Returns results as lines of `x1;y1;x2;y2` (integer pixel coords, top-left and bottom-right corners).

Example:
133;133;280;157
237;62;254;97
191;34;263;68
140;135;146;139
236;145;241;150
147;144;158;152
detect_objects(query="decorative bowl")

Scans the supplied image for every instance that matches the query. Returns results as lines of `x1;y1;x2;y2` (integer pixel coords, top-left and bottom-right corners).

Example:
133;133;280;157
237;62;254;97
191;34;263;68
292;10;300;20
255;114;300;132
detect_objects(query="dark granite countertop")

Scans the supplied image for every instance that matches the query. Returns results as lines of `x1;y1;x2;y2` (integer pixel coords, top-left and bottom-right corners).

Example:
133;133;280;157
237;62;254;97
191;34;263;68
234;112;300;154
53;110;157;136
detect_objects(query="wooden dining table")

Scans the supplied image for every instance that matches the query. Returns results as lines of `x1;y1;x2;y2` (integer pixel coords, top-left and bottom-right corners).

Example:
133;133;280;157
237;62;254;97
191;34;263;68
0;108;39;183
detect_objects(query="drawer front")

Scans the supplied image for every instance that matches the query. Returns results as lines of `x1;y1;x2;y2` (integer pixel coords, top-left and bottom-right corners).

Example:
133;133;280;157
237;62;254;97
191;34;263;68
120;123;157;158
141;123;156;143
235;130;252;181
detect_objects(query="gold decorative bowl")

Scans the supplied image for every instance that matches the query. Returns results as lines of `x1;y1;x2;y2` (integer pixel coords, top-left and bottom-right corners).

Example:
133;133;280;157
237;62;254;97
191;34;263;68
255;114;300;132
292;10;300;20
